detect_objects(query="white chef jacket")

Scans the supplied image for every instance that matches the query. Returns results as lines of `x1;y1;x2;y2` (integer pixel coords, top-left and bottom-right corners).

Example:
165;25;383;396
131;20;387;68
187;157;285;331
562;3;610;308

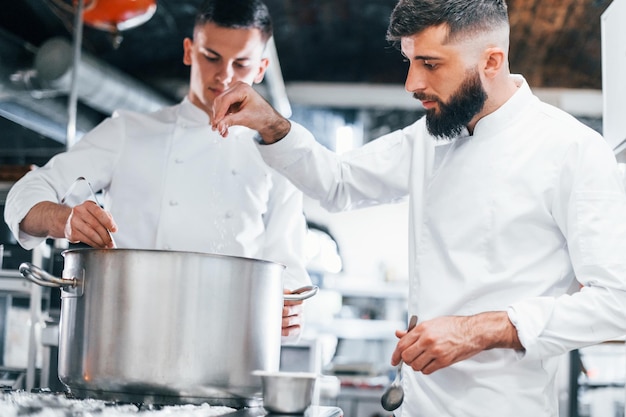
257;75;626;416
4;98;310;290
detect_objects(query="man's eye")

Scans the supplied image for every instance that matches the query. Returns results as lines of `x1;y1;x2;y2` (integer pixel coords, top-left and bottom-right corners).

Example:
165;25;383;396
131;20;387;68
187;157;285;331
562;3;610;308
204;55;219;62
423;61;437;69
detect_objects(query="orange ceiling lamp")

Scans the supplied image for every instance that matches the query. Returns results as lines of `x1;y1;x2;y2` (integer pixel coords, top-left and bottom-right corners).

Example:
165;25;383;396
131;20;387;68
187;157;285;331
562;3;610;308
79;0;157;32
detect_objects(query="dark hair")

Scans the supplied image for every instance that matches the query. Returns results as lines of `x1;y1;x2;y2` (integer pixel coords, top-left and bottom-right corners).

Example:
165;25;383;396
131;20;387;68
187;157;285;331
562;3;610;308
195;0;273;42
386;0;509;46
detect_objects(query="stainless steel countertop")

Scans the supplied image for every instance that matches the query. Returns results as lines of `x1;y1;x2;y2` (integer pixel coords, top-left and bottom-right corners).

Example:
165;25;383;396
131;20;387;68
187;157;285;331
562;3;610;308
0;391;343;417
222;406;343;417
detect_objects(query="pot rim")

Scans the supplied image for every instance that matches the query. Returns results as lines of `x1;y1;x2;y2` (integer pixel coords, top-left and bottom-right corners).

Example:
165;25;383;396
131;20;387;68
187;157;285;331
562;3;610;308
61;247;286;268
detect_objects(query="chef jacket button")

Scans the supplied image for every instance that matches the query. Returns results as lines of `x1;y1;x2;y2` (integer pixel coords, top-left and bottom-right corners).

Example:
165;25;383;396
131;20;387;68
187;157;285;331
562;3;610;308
169;200;178;206
231;169;238;175
175;158;183;164
225;210;233;219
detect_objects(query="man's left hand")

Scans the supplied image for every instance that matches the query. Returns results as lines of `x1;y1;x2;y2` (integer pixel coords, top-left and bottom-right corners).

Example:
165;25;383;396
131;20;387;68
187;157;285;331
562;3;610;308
282;289;304;339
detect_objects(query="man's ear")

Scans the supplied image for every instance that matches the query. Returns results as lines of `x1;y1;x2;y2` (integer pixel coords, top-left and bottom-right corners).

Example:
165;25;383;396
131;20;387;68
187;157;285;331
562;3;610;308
253;57;270;84
183;37;193;66
483;47;506;79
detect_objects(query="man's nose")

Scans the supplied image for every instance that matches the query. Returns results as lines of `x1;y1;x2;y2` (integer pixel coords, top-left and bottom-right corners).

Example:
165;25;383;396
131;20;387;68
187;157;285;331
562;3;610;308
404;67;427;93
215;64;234;84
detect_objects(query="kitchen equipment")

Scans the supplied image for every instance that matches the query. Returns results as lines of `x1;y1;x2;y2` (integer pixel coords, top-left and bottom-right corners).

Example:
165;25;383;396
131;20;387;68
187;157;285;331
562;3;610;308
81;0;157;32
18;249;317;408
380;314;418;412
253;370;318;414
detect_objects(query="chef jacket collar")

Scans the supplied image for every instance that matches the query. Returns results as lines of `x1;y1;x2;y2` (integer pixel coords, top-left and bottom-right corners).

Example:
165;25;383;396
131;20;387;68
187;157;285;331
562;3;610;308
471;74;537;139
177;96;211;125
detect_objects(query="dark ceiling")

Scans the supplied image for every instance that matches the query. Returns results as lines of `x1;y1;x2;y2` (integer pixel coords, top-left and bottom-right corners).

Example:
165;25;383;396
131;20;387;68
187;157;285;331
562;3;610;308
0;0;613;101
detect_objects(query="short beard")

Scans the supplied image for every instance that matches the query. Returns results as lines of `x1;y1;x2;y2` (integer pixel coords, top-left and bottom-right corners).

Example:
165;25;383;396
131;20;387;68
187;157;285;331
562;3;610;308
414;69;487;140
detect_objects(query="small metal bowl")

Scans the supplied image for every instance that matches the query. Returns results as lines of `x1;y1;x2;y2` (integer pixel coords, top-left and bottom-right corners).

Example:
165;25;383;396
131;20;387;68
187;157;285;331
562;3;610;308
253;370;318;414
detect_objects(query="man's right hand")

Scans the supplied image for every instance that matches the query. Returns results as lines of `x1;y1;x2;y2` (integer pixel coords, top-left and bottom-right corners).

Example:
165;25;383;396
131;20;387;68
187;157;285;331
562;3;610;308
64;201;117;248
20;200;117;249
391;312;523;375
211;81;291;144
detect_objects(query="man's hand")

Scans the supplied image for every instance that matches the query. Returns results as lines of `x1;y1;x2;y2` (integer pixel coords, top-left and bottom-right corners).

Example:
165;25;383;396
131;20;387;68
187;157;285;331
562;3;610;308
391;312;523;375
211;81;291;143
64;201;117;248
20;200;117;249
282;289;305;340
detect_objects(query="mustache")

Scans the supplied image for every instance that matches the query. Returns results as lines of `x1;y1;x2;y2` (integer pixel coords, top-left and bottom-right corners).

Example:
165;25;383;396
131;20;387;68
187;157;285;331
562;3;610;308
413;92;440;103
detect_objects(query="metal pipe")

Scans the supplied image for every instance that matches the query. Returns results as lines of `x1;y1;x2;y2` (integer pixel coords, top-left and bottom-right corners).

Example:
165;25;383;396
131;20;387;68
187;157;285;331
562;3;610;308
66;0;85;150
25;243;45;391
34;38;174;118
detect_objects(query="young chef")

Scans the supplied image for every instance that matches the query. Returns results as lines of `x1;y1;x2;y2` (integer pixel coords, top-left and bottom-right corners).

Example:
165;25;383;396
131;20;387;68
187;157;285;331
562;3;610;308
4;0;310;339
210;0;626;415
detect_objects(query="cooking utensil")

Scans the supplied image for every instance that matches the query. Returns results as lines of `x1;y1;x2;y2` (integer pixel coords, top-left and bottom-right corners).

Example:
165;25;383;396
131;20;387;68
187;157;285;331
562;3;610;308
253;370;317;414
380;314;418;412
287;285;319;299
19;249;318;407
61;176;117;248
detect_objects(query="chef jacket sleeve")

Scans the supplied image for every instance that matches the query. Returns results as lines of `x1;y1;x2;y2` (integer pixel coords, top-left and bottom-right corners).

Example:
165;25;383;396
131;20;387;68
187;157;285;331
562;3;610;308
4;116;123;249
261;167;311;290
257;122;412;212
508;135;626;360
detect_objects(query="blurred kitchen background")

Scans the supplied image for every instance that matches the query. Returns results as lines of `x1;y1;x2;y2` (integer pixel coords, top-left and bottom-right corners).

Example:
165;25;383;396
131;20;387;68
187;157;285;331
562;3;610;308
1;0;626;416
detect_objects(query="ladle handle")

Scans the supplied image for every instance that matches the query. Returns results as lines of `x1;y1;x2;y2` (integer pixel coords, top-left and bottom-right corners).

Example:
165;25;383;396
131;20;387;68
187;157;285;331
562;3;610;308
398;315;419;373
283;285;319;301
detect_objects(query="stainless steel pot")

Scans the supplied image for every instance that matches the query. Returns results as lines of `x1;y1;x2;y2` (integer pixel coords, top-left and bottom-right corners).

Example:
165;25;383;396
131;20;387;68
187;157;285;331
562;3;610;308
19;248;317;407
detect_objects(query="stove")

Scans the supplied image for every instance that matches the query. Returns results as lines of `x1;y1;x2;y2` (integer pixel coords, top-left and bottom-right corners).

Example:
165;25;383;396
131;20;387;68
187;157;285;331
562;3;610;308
0;390;343;417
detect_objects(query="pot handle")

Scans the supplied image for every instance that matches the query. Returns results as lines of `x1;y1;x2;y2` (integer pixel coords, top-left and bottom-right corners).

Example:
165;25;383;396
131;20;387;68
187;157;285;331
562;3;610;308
284;285;319;301
19;262;78;289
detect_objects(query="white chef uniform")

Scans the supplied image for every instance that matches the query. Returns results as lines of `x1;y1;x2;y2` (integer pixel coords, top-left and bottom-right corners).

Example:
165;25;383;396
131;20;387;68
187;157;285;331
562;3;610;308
256;75;626;416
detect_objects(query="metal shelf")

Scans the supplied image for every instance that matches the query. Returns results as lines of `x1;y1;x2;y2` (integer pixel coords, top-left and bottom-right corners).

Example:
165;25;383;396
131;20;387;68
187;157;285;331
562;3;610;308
0;247;46;392
311;318;406;340
0;269;32;296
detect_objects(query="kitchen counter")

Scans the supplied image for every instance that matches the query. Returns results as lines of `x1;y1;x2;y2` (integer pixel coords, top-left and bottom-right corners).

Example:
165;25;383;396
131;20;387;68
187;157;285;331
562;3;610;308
0;391;342;417
222;405;342;416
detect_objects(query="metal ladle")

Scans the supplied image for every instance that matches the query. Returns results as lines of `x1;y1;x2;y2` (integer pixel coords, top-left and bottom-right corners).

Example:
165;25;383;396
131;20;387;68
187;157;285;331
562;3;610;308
381;314;418;412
